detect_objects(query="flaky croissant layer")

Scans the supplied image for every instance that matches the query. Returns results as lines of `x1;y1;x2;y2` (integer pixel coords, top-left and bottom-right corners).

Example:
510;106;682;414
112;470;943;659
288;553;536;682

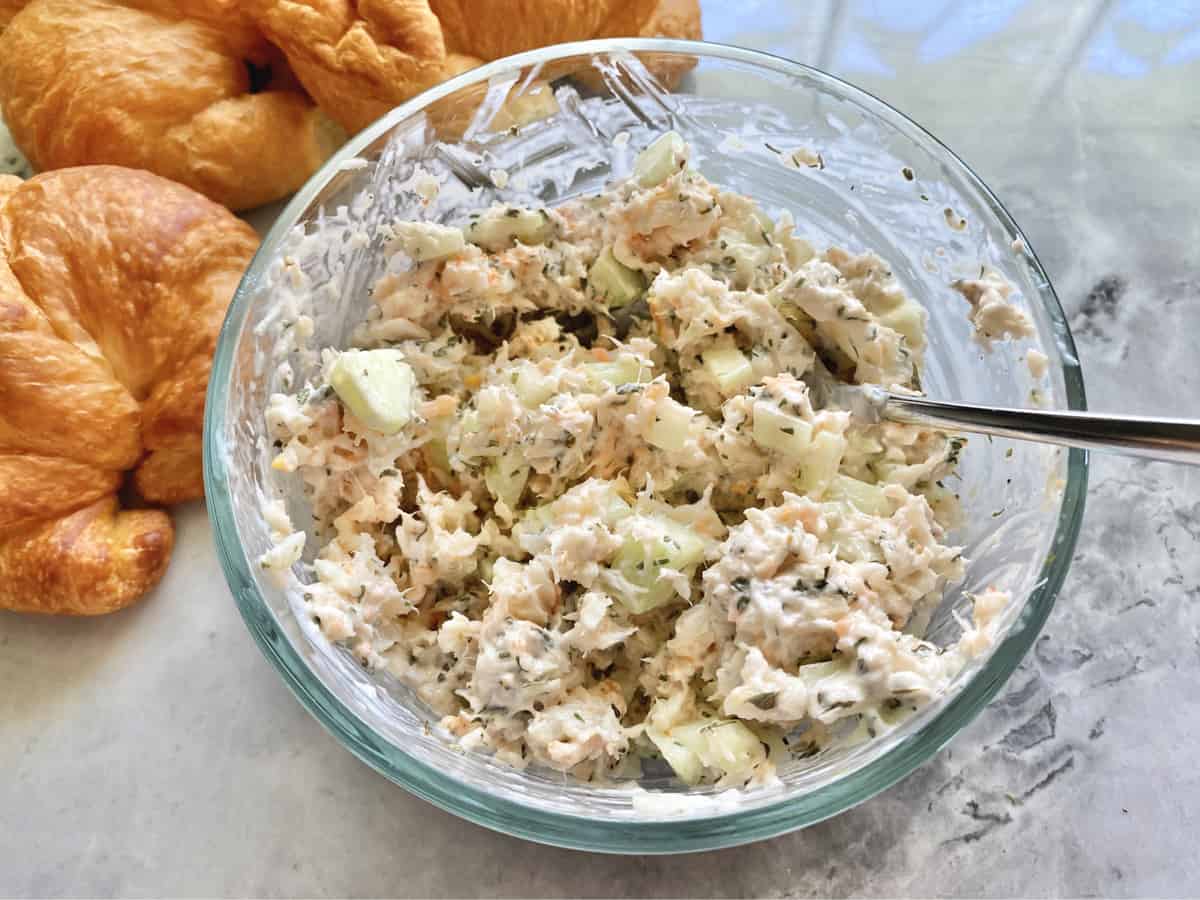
0;499;174;616
0;0;344;210
0;167;258;615
0;0;699;206
249;0;702;133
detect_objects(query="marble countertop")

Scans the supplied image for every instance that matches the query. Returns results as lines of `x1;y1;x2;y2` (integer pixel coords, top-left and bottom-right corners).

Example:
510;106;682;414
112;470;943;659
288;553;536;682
4;2;1199;896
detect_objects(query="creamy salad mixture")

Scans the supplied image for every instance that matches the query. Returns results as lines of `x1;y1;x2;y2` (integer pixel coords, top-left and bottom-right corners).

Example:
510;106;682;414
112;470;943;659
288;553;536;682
261;133;1021;787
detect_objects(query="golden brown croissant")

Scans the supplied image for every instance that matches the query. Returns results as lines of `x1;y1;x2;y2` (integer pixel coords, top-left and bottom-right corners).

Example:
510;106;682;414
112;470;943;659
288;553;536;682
0;167;258;615
0;0;25;29
248;0;702;134
0;0;345;210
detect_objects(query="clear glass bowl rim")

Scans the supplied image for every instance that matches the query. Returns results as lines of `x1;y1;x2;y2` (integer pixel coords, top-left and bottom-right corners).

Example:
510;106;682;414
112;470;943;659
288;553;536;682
203;37;1088;854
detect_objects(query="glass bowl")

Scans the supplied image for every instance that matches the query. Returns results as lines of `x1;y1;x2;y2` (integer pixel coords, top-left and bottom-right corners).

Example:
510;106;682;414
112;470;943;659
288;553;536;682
203;39;1087;853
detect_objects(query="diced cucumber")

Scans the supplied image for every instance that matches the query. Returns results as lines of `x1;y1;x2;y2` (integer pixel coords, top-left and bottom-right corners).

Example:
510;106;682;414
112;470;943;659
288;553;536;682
795;657;849;687
651;718;765;784
385;221;465;262
797;430;844;494
652;516;708;569
464;208;554;251
879;300;926;353
702;341;756;396
458;410;480;435
647;730;704;784
798;657;861;719
682;719;764;777
613;564;675;615
752;403;813;458
713;228;772;281
588;247;646;307
830;474;891;516
485;450;530;508
612;514;706;614
328;349;415;435
585;356;647;391
634;131;688;187
597;494;634;527
646;397;695;452
514;365;557;409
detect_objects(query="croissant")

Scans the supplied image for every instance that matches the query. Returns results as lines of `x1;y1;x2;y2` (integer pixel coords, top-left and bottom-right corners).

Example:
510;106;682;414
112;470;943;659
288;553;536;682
0;167;258;615
248;0;702;135
0;0;345;210
0;0;24;29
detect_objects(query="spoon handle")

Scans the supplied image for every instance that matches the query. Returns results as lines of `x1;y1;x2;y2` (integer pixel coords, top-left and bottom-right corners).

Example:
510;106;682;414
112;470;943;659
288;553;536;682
884;394;1200;466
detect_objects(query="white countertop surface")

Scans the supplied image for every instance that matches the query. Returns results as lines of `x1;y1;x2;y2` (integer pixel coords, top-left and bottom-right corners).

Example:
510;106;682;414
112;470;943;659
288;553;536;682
4;2;1200;896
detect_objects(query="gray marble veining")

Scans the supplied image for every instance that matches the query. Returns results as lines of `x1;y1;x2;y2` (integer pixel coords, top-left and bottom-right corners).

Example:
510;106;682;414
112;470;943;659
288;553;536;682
4;2;1200;896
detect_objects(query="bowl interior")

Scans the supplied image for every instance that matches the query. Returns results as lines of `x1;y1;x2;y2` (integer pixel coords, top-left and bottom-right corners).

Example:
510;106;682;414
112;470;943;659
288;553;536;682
205;40;1086;851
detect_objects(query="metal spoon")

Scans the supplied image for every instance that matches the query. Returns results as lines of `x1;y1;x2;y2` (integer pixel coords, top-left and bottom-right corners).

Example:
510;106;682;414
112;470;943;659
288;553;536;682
803;369;1200;467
